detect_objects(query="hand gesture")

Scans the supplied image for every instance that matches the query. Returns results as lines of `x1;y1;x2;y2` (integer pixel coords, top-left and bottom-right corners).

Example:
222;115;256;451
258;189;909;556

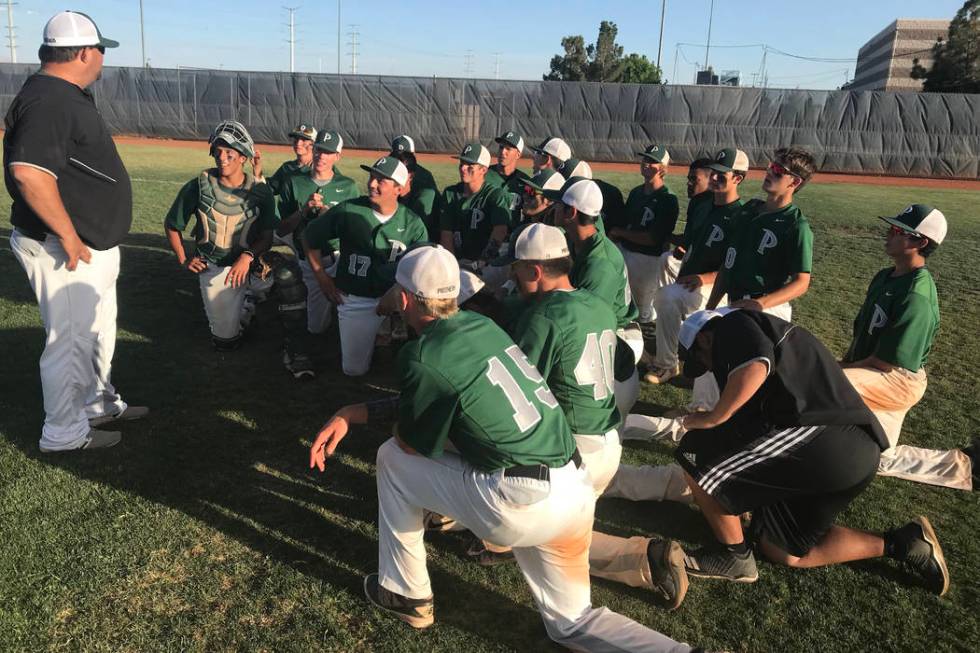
185;255;208;273
225;253;253;288
61;234;92;271
310;413;351;471
305;192;325;216
316;271;343;305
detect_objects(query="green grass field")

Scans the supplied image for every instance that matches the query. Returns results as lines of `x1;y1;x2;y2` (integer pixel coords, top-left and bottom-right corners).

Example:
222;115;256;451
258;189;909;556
1;142;978;652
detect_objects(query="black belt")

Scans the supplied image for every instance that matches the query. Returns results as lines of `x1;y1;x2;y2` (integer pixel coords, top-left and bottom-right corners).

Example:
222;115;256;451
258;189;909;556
502;449;582;482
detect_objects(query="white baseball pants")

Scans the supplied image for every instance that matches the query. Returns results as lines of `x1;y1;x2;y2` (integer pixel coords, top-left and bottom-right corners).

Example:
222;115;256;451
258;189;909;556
337;294;385;376
621;249;679;323
299;254;338;334
375;438;693;652
197;264;249;340
652;282;712;369
11;230;129;450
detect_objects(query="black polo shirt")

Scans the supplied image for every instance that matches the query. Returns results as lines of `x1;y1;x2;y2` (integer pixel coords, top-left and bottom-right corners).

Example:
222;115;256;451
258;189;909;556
708;310;889;450
4;73;132;250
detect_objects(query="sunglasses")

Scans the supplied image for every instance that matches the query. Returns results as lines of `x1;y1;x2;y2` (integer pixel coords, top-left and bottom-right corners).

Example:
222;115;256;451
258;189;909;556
888;225;924;240
767;161;801;179
89;45;106;54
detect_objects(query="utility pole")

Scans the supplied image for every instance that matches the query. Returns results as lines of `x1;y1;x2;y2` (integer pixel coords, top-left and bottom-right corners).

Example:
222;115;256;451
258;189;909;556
493;52;501;80
347;24;359;74
656;0;666;70
671;43;679;84
284;6;299;73
463;50;474;76
5;0;16;64
138;0;146;67
704;0;714;71
336;0;341;74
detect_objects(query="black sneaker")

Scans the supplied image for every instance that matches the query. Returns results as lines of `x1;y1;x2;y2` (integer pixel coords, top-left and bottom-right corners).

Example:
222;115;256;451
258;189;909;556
647;538;689;610
283;350;315;380
465;536;516;567
888;516;950;596
684;546;758;583
363;573;434;629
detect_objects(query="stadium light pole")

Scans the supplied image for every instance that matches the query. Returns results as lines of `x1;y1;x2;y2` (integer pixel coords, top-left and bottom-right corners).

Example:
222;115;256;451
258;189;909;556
703;0;715;71
138;0;146;67
656;0;666;70
337;0;341;74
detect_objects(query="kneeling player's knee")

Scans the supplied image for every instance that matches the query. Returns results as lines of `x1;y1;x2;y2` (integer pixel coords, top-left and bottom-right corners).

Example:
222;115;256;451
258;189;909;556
212;334;242;351
757;537;802;567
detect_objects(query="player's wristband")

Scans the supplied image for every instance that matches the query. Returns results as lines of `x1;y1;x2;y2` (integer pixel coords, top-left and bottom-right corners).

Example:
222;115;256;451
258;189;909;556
241;249;256;260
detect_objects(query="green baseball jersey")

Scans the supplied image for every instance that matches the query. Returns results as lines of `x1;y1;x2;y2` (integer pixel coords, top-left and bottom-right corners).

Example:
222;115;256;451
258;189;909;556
304;197;428;298
595;178;627;230
401;164;441;240
485;165;530;225
678;198;743;276
721;200;814;299
844;267;939;371
438;182;512;261
277;171;359;259
397;310;575;472
570;230;639;328
164;170;277;267
681;191;714;246
621;184;680;255
512;289;620;436
266;159;308;195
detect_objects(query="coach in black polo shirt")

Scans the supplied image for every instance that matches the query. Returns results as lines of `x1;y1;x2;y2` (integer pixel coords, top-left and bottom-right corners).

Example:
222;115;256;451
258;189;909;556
6;11;146;453
673;309;950;596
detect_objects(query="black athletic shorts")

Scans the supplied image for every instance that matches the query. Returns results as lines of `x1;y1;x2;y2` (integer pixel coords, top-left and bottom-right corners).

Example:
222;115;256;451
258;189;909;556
675;422;881;557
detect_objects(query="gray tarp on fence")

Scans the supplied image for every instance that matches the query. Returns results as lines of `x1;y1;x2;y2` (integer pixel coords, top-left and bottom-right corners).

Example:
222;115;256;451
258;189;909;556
1;63;977;178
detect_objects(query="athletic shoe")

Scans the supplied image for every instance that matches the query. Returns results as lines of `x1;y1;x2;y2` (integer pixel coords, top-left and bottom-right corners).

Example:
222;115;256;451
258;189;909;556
283;350;316;380
647;538;689;610
683;546;759;583
423;511;458;532
40;429;122;453
962;438;979;488
363;573;434;629
889;516;950;596
644;364;680;385
465;536;516;567
89;406;149;427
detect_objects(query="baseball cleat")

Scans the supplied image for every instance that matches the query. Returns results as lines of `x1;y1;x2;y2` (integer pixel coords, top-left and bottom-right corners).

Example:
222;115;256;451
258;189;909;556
88;405;149;427
465;536;516;567
282;350;316;380
643;364;680;385
422;511;458;532
41;429;122;453
683;546;759;583
647;538;689;610
363;573;434;629
889;515;950;596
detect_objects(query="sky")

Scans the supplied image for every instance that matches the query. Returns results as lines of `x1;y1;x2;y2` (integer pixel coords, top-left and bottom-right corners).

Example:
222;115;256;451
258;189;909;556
10;1;966;89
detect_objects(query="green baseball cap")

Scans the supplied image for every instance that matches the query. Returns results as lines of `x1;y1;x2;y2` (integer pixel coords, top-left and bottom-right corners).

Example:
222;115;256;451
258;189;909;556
542;176;604;217
494;131;525;153
524;168;565;193
454;143;491;167
391;135;415;154
314;130;343;153
707;147;749;173
879;204;947;245
557;158;593;179
360;155;409;186
637;144;670;165
289;124;317;141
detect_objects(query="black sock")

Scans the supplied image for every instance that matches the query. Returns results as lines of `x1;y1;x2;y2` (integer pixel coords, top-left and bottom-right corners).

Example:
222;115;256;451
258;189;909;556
725;540;750;557
883;528;905;559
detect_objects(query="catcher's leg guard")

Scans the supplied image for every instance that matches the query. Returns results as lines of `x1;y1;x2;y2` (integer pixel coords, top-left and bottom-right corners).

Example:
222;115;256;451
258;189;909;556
269;253;311;355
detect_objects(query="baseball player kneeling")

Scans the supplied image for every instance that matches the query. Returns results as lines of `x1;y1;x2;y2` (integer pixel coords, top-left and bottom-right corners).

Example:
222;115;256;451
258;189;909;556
302;156;427;376
309;245;703;652
674;309;950;596
164;120;315;378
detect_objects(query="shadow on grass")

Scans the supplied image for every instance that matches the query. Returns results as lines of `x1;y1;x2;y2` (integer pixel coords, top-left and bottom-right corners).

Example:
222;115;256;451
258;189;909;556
0;241;550;649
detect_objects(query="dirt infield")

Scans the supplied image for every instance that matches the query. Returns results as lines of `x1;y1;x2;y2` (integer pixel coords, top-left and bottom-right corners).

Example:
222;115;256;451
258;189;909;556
113;135;980;191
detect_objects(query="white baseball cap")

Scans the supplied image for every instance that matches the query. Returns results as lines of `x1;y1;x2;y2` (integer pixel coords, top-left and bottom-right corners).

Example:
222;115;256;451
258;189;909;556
396;245;460;299
360;156;409;186
558;158;593;179
391;135;415;154
525;168;565;193
678;308;737;350
43;11;119;49
458;270;485;304
455;143;492;167
513;223;570;261
542;177;604;217
531;137;572;163
879;204;947;245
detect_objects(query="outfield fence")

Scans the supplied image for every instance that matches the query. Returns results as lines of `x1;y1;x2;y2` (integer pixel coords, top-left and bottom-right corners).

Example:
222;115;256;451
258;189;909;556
1;63;978;178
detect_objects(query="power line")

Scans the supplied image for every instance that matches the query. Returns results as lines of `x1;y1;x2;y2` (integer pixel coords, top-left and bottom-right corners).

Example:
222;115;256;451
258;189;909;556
347;24;359;74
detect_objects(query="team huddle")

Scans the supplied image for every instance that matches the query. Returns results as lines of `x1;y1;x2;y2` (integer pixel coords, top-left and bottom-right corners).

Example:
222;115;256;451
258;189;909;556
157;120;978;651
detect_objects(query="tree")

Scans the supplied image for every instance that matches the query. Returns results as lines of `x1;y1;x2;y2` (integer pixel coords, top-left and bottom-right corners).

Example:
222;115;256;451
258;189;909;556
544;21;662;84
910;0;979;93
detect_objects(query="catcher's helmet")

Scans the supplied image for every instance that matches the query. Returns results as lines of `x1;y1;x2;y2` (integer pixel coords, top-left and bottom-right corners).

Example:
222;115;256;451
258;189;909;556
209;120;255;159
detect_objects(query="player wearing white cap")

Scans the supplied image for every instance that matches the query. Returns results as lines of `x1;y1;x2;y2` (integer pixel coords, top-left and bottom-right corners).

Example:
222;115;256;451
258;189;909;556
841;205;976;491
518;169;566;226
7;10;147;451
309;245;705;652
389;135;441;240
529;137;572;173
558;158;627;231
303;156;428;376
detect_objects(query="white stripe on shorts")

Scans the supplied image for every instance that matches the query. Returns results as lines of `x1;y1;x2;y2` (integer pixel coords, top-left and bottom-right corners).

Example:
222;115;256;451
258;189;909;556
699;426;819;495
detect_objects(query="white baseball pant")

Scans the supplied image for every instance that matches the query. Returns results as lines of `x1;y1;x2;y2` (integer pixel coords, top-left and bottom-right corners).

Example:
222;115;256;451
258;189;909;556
688;301;792;411
844;366;973;491
337;294;385;376
621;249;679;323
652;281;712;369
11;230;129;450
300;253;339;334
197;263;250;340
375;438;693;652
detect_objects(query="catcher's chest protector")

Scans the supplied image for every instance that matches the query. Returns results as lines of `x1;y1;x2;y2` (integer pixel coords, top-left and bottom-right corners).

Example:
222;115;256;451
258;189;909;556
194;170;262;258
